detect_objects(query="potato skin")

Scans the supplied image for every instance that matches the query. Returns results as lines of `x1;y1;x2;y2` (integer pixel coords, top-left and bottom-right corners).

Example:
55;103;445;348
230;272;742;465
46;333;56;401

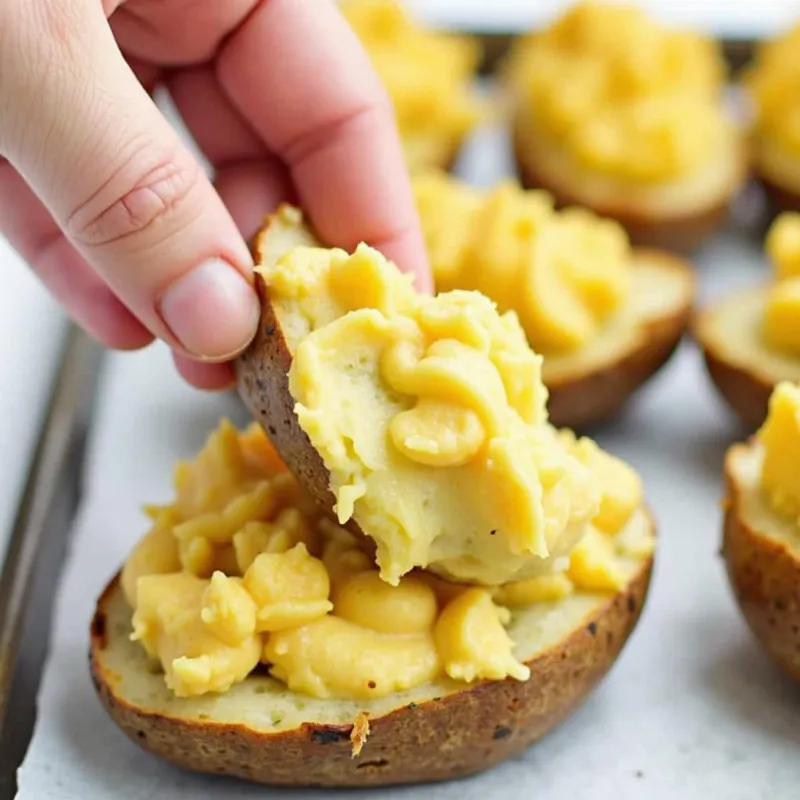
546;251;693;430
698;344;773;431
90;554;652;788
722;447;800;682
235;274;334;514
512;121;741;255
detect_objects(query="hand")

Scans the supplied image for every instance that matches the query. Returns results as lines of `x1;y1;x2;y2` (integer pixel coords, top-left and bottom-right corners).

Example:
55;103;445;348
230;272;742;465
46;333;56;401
0;0;431;390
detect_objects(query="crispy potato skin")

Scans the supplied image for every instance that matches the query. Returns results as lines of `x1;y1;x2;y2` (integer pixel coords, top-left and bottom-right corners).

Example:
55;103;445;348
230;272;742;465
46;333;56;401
235;274;334;514
722;447;800;682
512;122;740;255
546;251;693;430
90;553;652;788
693;313;774;431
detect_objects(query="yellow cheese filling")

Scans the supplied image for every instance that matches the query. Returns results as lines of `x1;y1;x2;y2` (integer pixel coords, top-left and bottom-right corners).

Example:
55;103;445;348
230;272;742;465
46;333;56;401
762;213;800;358
339;0;482;172
262;207;629;586
505;1;730;183
743;24;800;164
122;421;651;701
758;381;800;520
413;172;633;355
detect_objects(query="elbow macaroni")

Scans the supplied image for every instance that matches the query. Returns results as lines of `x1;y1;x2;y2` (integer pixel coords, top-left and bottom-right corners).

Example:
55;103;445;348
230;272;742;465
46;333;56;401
123;421;647;700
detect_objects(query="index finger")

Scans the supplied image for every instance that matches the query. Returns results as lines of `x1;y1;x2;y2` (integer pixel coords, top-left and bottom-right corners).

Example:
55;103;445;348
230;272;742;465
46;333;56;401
216;0;432;292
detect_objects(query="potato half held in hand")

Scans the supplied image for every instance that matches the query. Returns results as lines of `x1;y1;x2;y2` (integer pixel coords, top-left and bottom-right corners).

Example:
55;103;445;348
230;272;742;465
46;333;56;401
542;249;694;429
722;386;800;682
90;548;652;787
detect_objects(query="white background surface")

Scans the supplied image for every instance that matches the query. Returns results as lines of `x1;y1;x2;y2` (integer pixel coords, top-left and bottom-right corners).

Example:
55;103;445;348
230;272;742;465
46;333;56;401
16;111;800;798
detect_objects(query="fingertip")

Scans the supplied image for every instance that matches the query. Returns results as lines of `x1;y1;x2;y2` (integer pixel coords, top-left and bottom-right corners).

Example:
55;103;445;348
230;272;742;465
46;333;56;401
156;258;260;362
80;285;155;351
172;351;237;391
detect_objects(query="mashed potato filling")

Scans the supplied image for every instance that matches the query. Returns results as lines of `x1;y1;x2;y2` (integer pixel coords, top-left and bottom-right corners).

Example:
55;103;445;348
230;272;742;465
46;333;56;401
121;422;650;701
260;215;611;586
762;213;800;358
414;174;632;355
339;0;481;172
506;1;730;184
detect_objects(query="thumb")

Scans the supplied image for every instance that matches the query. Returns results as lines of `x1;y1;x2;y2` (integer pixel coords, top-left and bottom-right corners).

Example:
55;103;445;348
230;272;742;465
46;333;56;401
1;3;259;362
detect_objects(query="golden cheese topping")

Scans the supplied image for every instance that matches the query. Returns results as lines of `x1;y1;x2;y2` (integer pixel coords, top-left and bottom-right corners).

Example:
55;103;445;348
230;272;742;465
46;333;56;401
339;0;481;172
413;173;633;355
744;24;800;160
763;213;800;357
758;382;800;520
506;1;729;182
262;225;606;586
122;421;649;701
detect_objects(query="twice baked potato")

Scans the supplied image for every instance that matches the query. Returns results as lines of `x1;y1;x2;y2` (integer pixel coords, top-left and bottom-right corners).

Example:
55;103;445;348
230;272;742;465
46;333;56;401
722;426;800;682
91;203;659;787
694;288;799;430
505;2;745;254
91;546;652;787
512;129;744;256
695;213;800;429
541;248;694;429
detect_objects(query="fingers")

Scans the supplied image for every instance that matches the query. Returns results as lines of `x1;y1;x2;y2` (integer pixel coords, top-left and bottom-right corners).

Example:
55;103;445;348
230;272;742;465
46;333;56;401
217;0;432;291
2;3;260;362
167;65;295;240
173;350;236;391
0;159;153;351
167;65;266;168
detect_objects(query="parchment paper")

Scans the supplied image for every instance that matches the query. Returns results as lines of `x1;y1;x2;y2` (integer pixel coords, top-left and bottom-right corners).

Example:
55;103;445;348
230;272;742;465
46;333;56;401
16;117;800;800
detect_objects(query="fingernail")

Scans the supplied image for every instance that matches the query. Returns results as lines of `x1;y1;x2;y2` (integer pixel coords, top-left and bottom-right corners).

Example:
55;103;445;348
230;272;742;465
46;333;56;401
157;259;260;361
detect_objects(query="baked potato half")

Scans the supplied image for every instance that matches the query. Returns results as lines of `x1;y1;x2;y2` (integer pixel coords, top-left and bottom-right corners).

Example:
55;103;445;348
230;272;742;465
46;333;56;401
90;534;653;788
694;288;800;430
722;441;800;682
512;108;746;255
542;249;694;429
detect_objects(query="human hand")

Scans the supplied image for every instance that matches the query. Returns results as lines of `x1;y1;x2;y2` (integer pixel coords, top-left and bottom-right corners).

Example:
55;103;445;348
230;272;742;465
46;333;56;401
0;0;431;389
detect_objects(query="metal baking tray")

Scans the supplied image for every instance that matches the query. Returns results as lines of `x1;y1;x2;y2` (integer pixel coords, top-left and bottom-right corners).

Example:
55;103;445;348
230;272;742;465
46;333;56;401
0;29;761;800
0;327;102;798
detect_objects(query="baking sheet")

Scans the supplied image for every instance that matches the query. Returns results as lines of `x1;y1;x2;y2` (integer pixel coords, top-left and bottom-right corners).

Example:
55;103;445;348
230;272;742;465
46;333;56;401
16;114;800;800
0;240;67;565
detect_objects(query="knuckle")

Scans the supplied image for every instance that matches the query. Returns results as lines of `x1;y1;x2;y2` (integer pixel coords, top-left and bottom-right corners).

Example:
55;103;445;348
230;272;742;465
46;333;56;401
66;142;203;249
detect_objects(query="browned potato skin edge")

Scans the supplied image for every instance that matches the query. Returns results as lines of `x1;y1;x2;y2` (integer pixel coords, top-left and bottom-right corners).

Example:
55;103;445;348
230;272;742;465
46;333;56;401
90;551;652;788
512;120;744;255
546;251;695;429
692;312;774;431
235;267;334;514
722;445;800;682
